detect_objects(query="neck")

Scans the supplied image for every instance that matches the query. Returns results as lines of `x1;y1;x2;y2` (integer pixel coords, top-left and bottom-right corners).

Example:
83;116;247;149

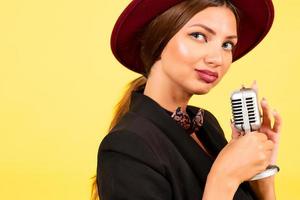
143;63;192;113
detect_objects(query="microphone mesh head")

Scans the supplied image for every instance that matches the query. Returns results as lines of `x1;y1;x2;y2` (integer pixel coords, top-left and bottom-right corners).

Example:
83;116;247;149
231;98;243;126
231;88;261;132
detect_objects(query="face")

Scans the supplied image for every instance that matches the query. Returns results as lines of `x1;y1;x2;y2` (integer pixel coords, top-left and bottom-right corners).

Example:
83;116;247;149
158;6;238;95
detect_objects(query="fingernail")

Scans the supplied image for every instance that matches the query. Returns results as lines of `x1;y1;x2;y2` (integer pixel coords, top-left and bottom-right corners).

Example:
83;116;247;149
272;109;277;115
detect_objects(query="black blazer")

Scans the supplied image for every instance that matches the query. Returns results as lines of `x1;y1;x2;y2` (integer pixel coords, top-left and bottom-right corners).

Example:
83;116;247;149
97;89;257;200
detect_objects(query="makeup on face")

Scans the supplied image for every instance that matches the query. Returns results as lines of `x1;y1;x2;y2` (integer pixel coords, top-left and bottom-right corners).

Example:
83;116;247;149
159;6;238;95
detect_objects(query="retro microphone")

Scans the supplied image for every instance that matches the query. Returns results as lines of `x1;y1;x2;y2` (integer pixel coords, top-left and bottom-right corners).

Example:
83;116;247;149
230;86;280;181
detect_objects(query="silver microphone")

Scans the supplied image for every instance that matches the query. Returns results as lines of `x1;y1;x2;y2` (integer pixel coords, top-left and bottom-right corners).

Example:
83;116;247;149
230;86;280;181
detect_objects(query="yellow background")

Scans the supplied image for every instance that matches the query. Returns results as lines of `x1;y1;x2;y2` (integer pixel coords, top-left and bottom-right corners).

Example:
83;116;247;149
0;0;299;199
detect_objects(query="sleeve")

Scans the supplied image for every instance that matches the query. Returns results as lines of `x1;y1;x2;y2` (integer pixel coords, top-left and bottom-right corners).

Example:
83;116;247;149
97;130;173;200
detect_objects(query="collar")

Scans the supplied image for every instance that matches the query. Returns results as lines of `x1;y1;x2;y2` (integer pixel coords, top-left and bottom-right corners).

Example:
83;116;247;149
168;106;204;135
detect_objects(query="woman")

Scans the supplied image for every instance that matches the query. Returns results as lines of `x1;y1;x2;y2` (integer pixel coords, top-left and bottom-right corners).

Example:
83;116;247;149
91;0;282;199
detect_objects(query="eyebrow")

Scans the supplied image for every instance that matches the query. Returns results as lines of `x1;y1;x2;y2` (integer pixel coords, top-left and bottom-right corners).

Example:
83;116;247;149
189;23;238;39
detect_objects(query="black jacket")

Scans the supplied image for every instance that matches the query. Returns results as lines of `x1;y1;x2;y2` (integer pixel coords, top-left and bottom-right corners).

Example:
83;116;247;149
97;89;257;200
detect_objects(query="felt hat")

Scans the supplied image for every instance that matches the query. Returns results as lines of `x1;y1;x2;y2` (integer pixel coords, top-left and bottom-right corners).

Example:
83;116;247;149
111;0;274;74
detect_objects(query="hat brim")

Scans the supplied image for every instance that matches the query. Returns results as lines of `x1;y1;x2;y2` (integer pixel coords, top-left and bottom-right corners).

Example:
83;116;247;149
111;0;274;74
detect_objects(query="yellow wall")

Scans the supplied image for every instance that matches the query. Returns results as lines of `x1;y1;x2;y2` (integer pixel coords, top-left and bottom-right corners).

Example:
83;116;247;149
0;0;298;199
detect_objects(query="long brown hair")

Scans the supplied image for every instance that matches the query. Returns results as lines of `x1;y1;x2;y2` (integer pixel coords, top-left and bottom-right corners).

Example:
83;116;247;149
91;0;239;199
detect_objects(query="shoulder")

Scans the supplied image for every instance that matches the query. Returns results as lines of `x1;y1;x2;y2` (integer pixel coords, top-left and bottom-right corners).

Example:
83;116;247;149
102;111;172;154
98;112;168;173
99;129;160;164
99;129;153;154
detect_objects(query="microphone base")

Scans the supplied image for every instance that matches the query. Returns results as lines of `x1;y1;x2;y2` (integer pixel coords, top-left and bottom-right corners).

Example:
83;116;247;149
249;165;280;181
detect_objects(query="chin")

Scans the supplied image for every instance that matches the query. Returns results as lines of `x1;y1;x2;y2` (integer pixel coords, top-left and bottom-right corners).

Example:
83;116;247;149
191;78;219;94
190;86;212;95
193;82;215;95
193;90;209;95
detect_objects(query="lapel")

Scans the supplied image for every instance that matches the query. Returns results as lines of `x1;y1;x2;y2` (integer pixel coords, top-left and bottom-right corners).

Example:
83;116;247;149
129;89;224;186
188;105;228;157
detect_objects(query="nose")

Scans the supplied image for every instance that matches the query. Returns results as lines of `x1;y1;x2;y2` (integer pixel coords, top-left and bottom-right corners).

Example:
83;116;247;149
203;45;223;67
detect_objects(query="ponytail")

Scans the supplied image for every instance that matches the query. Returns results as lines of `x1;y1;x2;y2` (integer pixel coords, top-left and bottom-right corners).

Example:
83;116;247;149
107;76;147;132
90;76;147;200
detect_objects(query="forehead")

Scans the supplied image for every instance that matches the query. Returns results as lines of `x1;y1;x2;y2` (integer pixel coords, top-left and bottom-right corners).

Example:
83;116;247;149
183;6;237;35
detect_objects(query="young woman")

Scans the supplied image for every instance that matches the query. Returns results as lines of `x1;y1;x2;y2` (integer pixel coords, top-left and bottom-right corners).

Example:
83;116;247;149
91;0;282;199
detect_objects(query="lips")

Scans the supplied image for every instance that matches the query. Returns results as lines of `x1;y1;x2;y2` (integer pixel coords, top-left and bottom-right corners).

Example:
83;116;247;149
195;69;219;84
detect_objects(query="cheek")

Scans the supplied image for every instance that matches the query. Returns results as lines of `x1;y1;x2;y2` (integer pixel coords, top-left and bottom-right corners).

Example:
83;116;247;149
222;60;230;72
218;62;231;81
163;36;198;67
219;52;232;75
175;39;192;61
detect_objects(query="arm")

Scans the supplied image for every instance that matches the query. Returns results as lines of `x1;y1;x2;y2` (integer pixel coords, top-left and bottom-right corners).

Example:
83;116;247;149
248;176;276;200
203;130;276;200
202;111;272;200
202;169;239;200
247;89;282;200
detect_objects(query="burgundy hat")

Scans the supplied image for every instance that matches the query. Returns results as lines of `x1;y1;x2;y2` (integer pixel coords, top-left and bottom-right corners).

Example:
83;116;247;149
111;0;274;74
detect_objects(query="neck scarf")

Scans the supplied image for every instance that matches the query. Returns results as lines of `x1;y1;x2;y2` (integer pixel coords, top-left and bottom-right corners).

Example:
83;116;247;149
165;107;204;135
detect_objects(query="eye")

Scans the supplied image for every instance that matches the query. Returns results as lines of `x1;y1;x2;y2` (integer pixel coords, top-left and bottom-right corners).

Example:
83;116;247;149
222;41;235;51
189;32;207;42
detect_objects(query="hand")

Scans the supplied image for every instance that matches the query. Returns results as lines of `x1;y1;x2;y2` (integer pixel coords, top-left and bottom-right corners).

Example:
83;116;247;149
231;81;282;165
212;131;274;185
252;81;282;165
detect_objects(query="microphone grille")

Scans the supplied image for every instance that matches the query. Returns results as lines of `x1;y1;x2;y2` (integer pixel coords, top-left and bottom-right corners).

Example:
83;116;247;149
245;97;257;124
231;98;243;126
230;88;262;132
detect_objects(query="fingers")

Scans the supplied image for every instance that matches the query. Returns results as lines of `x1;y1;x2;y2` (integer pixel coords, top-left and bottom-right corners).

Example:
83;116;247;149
258;133;268;141
252;131;268;141
272;110;282;133
251;80;258;94
230;119;241;139
264;140;274;151
250;80;263;118
260;98;282;137
264;128;277;139
261;98;272;128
